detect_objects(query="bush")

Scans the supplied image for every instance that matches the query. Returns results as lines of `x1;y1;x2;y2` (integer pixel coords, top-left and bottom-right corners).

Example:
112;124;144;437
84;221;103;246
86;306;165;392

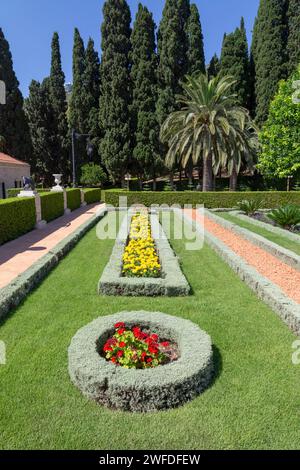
66;189;81;211
268;205;300;230
83;188;102;205
80;163;107;187
103;190;300;209
237;199;264;216
40;192;64;222
0;197;36;245
7;188;51;198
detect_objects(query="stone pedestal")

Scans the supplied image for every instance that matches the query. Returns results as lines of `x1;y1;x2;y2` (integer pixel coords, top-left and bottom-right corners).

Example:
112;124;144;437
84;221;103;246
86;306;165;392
18;190;37;198
63;189;71;215
34;194;47;229
80;190;87;207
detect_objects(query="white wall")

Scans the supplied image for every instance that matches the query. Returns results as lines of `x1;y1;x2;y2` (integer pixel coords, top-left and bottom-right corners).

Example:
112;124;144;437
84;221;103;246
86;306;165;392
0;164;30;198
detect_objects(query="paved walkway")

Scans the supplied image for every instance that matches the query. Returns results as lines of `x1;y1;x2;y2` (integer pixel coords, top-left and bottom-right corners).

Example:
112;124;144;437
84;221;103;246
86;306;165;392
184;209;300;305
0;203;104;289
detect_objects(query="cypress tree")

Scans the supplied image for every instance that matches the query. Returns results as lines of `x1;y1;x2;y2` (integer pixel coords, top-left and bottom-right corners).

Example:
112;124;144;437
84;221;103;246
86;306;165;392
287;0;300;74
0;28;32;162
220;18;250;107
251;0;288;124
99;0;132;184
186;3;205;75
69;28;85;134
24;80;54;180
130;3;162;188
49;32;69;178
81;38;101;163
157;0;190;126
207;54;220;79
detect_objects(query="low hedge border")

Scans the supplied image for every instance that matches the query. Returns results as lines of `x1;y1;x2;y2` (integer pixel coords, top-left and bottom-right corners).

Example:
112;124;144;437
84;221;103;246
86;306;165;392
7;188;51;198
205;210;300;272
40;192;64;222
66;189;81;211
83;188;102;205
68;311;214;412
230;210;300;244
0;207;107;322
179;210;300;335
103;190;300;209
0;197;36;245
98;211;190;297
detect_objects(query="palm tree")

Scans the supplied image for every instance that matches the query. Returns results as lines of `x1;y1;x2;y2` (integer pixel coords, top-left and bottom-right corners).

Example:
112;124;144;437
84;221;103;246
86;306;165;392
160;74;257;191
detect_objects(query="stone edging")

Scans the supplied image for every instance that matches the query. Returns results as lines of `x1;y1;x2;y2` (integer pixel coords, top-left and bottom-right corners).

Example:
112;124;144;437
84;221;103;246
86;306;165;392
98;211;190;296
229;210;300;244
205;210;300;272
179;210;300;335
0;206;107;322
68;311;213;412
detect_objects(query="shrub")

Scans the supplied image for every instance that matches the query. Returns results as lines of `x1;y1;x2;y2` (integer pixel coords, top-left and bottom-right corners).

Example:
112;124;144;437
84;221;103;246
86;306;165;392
66;189;81;211
83;188;101;205
103;190;300;209
80;163;107;187
268;205;300;230
0;197;36;245
40;192;64;222
237;199;264;216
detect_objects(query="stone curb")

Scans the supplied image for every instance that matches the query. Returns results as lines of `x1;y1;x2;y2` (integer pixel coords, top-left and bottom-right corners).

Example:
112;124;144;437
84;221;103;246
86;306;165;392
205;210;300;272
68;311;213;412
229;210;300;244
180;210;300;335
0;207;107;322
98;212;190;297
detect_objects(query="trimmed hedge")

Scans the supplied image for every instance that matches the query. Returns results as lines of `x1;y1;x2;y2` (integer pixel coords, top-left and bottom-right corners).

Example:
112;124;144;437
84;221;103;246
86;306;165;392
83;188;101;205
68;311;213;412
40;192;64;222
103;190;300;209
0;197;36;245
7;188;51;198
66;189;81;211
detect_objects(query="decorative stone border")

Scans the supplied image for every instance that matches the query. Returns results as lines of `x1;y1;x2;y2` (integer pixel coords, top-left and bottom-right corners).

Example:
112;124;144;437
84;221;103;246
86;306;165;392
98;211;190;296
179;210;300;335
229;210;300;244
0;207;107;322
68;311;214;412
205;210;300;272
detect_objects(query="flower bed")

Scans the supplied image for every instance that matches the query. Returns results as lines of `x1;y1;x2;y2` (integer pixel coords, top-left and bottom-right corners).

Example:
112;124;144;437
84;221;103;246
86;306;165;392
98;211;190;296
122;212;161;278
68;311;213;412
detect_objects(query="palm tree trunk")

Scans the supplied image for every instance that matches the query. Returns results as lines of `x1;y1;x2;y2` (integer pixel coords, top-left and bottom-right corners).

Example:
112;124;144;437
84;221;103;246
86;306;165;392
202;154;213;192
229;164;238;191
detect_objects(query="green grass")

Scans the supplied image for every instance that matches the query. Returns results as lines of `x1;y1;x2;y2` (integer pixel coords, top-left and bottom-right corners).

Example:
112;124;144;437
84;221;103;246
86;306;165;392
216;212;300;256
0;212;300;450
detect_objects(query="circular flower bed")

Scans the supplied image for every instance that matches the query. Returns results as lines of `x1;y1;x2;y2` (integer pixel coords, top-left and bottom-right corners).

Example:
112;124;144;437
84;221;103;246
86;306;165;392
68;311;214;413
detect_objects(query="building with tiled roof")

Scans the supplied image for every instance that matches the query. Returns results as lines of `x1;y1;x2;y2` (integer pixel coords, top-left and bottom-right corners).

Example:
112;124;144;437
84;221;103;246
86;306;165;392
0;152;30;198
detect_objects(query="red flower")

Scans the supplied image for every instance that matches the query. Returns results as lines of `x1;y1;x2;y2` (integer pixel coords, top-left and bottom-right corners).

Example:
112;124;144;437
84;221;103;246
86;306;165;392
115;322;125;329
147;357;153;363
111;357;117;363
160;342;170;348
141;352;147;361
148;345;159;355
119;341;126;348
117;328;126;335
132;327;141;338
117;351;124;358
151;334;158;342
103;343;113;352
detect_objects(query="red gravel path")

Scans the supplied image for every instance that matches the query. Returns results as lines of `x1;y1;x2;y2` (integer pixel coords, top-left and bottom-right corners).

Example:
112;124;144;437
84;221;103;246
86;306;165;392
184;209;300;305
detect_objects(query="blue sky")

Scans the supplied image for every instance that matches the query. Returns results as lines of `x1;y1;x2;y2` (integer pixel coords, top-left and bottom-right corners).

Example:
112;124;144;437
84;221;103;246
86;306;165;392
1;0;260;96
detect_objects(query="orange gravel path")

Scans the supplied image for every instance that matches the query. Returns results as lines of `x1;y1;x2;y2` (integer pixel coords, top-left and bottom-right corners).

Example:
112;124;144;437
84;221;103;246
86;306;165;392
185;209;300;305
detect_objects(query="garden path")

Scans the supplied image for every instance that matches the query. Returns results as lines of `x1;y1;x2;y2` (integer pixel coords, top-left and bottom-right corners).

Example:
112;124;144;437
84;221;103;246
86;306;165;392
184;209;300;304
0;203;104;289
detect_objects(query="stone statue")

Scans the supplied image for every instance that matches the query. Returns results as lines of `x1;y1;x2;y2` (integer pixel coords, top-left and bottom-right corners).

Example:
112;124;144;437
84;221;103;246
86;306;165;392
22;176;35;191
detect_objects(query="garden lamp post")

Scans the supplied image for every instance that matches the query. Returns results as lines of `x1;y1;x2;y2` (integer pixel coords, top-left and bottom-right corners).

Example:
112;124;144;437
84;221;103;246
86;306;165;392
287;175;293;192
125;172;132;191
71;129;93;187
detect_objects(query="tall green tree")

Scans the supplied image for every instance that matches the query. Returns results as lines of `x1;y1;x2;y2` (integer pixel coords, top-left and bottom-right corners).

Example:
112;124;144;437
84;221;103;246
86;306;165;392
220;18;250;108
130;3;162;189
186;3;205;75
24;80;54;180
157;0;190;126
49;32;69;178
81;38;101;163
0;28;32;162
69;28;85;133
207;54;220;79
258;65;300;179
251;0;288;124
287;0;300;74
99;0;132;184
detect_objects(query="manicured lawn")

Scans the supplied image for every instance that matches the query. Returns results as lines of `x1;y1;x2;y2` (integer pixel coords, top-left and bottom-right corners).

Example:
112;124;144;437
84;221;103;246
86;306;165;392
0;212;300;450
217;212;300;256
